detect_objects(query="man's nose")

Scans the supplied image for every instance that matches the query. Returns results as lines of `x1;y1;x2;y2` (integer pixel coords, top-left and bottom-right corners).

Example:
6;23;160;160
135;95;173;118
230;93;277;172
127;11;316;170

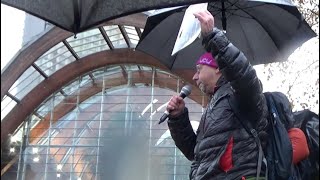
192;73;198;81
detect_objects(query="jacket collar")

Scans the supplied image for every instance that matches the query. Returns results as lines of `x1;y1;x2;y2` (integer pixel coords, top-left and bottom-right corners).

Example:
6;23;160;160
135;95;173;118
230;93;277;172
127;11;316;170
209;76;231;102
213;76;227;94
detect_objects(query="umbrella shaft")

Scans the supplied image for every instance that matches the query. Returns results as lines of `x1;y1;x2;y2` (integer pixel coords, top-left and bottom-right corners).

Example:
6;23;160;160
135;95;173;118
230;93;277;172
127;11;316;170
73;0;81;33
221;1;227;31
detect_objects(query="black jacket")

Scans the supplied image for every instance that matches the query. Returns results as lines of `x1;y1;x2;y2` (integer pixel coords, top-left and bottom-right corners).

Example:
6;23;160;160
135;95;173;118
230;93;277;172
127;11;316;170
167;28;269;180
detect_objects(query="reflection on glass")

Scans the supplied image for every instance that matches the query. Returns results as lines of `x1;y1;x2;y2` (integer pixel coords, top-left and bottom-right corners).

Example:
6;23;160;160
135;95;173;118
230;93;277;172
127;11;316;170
67;29;109;58
2;65;204;180
8;66;45;100
35;42;76;76
1;95;17;121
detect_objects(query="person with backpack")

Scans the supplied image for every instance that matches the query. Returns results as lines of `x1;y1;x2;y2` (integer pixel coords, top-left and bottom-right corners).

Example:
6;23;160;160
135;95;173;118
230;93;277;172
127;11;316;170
293;109;319;180
166;10;269;179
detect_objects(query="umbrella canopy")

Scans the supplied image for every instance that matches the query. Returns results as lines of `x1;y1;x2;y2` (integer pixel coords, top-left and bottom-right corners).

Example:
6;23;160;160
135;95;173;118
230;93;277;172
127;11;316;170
2;0;212;34
136;0;316;70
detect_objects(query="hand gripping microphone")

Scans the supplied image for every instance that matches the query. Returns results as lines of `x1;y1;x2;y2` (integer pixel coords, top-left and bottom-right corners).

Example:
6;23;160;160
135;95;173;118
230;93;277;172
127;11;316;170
158;85;192;124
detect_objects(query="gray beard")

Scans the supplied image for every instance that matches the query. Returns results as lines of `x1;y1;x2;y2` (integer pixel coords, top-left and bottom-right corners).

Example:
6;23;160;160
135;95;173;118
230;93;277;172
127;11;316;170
199;83;205;94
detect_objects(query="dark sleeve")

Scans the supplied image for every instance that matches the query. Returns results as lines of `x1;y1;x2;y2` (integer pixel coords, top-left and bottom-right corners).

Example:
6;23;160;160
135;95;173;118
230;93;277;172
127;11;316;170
167;108;197;161
201;28;271;146
202;28;263;111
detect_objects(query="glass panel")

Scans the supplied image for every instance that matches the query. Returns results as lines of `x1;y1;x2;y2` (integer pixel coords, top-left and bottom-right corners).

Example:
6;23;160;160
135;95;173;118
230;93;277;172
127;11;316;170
141;66;153;71
66;28;109;58
8;66;45;99
79;75;92;88
106;65;122;72
79;94;102;111
103;25;121;36
1;95;17;121
53;92;65;107
156;68;179;78
28;114;42;138
62;78;80;96
6;66;204;179
92;68;106;79
28;114;52;147
124;25;140;45
35;98;53;117
23;146;53;179
35;42;76;76
125;64;140;71
103;25;127;48
1;121;24;179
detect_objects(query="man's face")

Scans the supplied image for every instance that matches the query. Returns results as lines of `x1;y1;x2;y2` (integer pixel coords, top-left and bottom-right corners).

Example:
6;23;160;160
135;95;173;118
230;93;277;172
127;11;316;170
192;64;220;94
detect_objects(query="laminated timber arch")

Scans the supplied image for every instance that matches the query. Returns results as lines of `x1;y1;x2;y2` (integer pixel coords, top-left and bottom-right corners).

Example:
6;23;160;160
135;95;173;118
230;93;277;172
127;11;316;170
0;12;208;178
1;49;200;144
1;13;147;100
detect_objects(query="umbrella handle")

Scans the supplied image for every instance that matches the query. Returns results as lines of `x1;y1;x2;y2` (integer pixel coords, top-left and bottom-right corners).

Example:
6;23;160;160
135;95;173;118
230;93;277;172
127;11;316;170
221;1;227;31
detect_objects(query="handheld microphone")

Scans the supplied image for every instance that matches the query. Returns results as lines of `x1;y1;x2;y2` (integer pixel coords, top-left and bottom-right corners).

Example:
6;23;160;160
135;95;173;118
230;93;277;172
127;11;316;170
158;85;192;124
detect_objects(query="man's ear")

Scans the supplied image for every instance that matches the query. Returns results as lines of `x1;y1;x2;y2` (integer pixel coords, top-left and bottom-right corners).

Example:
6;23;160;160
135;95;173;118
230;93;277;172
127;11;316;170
215;68;220;74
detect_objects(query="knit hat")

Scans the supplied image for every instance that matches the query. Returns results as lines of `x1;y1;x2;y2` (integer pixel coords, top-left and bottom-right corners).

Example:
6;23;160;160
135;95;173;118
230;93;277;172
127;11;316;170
196;52;218;69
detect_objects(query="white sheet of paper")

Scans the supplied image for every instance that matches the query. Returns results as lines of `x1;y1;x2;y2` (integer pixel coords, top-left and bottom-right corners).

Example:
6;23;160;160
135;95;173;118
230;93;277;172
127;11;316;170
146;5;186;16
171;3;208;56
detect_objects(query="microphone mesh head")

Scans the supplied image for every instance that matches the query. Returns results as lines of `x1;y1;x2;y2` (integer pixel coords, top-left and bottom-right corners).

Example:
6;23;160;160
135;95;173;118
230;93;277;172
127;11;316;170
181;85;192;96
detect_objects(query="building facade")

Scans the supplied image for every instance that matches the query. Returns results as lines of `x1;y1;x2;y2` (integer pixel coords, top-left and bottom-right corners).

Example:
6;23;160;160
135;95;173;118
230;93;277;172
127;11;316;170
1;13;206;180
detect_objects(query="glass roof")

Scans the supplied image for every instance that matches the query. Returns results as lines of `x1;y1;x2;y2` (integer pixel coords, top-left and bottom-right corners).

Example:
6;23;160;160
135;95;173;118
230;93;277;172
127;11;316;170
34;42;76;76
1;95;17;121
1;24;144;121
66;28;110;58
8;66;45;100
3;64;201;179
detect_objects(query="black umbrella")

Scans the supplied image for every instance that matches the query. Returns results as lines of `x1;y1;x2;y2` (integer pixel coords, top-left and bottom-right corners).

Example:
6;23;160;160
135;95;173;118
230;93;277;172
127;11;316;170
2;0;214;34
136;0;316;70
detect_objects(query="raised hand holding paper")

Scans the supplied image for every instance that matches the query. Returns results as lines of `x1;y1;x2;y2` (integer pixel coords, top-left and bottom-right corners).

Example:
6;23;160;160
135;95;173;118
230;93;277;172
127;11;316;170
171;3;208;56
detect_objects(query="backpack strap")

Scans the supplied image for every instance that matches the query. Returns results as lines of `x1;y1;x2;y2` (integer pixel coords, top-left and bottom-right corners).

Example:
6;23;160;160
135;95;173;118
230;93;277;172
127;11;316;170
228;96;265;180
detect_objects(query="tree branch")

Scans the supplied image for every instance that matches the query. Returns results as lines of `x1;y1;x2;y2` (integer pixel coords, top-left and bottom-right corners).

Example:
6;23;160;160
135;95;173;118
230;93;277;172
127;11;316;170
287;60;319;95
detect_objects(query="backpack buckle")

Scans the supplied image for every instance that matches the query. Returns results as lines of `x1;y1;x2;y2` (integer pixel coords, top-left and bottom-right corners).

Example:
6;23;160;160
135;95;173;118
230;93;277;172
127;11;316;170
273;112;277;118
251;129;258;138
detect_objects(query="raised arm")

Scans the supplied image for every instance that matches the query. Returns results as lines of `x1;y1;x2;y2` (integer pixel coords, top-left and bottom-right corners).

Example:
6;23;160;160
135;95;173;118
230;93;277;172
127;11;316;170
194;10;263;109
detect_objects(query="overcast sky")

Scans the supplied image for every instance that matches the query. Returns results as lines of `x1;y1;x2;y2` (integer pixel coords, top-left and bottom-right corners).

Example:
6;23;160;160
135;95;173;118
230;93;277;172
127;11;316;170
1;4;25;71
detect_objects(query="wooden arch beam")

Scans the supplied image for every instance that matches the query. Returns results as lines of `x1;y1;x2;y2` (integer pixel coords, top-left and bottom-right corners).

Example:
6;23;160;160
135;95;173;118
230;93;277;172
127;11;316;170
29;70;204;143
1;13;147;100
1;49;199;144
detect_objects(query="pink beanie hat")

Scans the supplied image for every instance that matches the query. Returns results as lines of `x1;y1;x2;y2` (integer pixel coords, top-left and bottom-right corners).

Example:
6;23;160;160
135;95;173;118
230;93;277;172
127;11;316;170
196;52;218;69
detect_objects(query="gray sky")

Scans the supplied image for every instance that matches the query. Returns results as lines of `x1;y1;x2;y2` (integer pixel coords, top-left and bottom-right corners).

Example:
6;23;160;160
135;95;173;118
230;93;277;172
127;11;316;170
1;4;25;71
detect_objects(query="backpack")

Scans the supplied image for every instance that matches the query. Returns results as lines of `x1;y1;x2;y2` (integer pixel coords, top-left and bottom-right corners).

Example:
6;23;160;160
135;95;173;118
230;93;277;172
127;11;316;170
263;92;294;180
229;91;313;180
292;109;319;180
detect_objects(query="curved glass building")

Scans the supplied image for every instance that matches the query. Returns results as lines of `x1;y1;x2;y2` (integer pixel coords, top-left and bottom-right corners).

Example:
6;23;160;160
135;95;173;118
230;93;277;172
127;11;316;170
1;12;207;180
